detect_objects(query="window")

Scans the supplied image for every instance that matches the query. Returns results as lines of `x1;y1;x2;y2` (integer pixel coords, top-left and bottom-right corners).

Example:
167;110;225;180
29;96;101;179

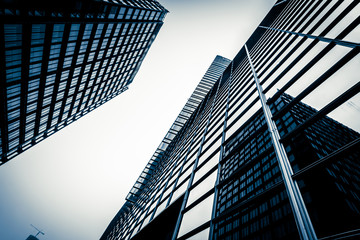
108;6;118;19
28;79;40;91
48;60;58;72
27;91;38;103
52;24;64;43
66;42;76;56
31;24;45;45
77;54;85;65
79;41;88;53
63;56;73;68
7;84;21;99
83;24;93;40
6;67;21;83
117;7;126;19
29;63;42;77
49;44;61;59
30;46;43;63
68;24;80;41
125;8;133;20
95;24;104;38
4;24;22;48
5;49;21;67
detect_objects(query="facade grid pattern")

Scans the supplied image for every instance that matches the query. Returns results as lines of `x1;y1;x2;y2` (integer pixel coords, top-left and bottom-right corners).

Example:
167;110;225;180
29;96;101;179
103;0;360;239
0;0;168;164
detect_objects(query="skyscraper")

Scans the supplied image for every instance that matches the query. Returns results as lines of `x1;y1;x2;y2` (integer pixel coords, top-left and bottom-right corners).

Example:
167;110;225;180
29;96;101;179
102;55;231;240
102;0;360;239
0;0;167;165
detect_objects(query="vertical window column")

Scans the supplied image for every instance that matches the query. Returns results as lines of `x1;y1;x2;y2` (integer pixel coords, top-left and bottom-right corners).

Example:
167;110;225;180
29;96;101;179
209;62;234;240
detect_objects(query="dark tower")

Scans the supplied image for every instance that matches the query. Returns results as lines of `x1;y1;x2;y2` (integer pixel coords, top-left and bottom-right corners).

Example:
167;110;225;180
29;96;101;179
0;0;168;165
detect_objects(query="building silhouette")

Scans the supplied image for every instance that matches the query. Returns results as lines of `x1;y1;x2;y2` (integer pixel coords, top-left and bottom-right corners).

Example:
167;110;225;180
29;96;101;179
101;0;360;239
0;0;167;165
26;235;39;240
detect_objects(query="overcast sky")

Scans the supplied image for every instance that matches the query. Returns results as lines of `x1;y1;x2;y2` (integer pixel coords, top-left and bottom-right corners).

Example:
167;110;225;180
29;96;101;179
0;1;277;239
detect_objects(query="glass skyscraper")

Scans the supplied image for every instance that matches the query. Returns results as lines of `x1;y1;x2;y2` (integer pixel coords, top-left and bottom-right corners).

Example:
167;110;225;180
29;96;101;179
102;0;360;239
0;0;167;165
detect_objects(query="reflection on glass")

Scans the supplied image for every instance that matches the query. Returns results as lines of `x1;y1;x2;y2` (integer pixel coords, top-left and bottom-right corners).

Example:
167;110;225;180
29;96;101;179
153;197;168;219
187;170;217;206
213;186;299;240
296;146;360;238
171;180;189;204
178;194;214;238
186;228;209;240
194;152;219;183
271;93;360;172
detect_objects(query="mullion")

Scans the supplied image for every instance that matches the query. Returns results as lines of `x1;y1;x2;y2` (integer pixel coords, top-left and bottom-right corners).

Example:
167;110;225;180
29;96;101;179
270;18;360;116
259;0;344;87
0;24;8;163
86;23;125;108
99;52;131;102
70;23;109;114
252;0;311;67
269;0;304;31
48;23;85;130
253;0;322;70
19;23;31;149
257;0;330;79
77;23;119;113
58;23;97;124
280;80;360;143
34;23;64;137
292;137;360;181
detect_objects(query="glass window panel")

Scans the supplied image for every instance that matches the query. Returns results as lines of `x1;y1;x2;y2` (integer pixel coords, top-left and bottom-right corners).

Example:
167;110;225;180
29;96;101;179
226;101;262;141
29;63;42;77
83;24;93;40
296;148;360;239
178;163;194;185
7;96;20;111
4;24;22;48
95;24;104;38
195;152;220;183
50;44;61;59
185;228;209;240
30;46;43;63
52;24;64;43
5;49;22;67
6;67;21;83
214;186;299;239
6;84;21;99
31;24;45;45
153;196;169;219
69;24;80;41
178;194;214;238
300;52;359;126
117;7;126;19
8;120;19;132
187;170;217;206
171;179;189;204
125;8;133;20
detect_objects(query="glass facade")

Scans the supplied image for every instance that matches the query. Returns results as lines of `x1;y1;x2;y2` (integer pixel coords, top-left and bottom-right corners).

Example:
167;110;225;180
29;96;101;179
102;0;360;239
0;0;168;164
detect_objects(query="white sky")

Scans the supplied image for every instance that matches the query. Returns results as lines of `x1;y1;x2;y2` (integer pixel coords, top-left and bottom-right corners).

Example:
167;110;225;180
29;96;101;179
0;1;276;239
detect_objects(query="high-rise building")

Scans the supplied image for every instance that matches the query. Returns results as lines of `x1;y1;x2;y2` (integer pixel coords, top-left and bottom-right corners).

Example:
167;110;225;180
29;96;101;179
0;0;168;165
102;55;231;239
101;0;360;239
